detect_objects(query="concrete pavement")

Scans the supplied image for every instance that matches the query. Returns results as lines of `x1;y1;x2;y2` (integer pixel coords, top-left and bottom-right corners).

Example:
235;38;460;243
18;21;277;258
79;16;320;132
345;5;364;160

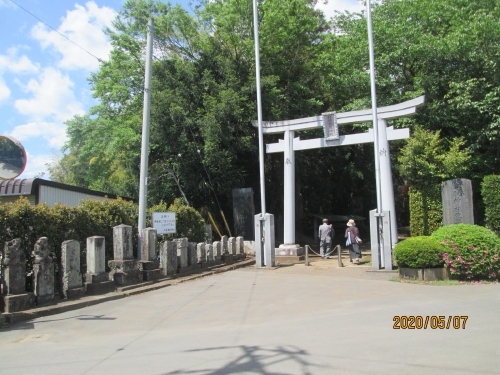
1;258;499;374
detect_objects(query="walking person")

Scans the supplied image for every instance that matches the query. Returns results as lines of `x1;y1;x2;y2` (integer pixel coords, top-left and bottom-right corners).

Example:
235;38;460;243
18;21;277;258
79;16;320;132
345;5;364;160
345;219;361;264
318;218;334;259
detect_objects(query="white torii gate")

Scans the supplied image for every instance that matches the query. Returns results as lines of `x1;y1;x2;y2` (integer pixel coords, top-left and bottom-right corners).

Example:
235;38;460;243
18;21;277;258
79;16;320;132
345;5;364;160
253;95;425;267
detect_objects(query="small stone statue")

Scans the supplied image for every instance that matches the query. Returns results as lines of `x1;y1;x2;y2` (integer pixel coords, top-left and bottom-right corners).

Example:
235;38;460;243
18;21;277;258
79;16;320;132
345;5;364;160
33;237;52;264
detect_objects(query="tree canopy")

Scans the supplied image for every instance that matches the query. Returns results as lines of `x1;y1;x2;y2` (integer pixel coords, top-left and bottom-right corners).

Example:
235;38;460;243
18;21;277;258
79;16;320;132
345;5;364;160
52;0;500;234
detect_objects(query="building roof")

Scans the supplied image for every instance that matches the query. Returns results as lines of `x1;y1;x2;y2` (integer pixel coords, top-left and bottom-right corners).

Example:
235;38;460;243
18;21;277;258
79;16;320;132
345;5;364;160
0;178;132;201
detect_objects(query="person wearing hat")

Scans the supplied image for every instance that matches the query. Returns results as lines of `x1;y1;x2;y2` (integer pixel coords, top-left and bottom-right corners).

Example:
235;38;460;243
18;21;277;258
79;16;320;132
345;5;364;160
318;218;334;259
345;219;361;264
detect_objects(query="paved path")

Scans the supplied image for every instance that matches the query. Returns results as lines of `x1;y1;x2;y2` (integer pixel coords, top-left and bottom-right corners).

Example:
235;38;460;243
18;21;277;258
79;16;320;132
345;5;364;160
1;262;499;375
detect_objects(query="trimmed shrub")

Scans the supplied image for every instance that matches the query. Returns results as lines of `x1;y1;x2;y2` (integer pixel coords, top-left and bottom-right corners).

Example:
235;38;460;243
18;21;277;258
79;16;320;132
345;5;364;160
482;175;500;235
431;224;500;280
394;236;444;268
409;185;442;236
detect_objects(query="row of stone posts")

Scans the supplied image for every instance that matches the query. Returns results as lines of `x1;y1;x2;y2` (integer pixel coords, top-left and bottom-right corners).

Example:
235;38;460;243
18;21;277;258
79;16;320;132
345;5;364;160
1;225;246;313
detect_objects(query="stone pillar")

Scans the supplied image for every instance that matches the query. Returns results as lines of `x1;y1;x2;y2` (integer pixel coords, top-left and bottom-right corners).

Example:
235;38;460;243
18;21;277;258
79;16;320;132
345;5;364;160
109;225;142;286
221;235;228;255
283;128;296;244
188;242;197;268
196;243;206;265
206;244;214;264
139;228;161;281
174;238;188;270
255;213;276;267
213;241;222;264
159;240;177;276
236;236;245;260
85;236;115;295
378;119;398;246
61;240;84;299
1;239;34;313
32;237;54;305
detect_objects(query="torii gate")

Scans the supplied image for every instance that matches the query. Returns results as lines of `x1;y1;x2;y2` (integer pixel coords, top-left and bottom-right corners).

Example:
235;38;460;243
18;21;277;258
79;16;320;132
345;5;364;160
253;95;425;269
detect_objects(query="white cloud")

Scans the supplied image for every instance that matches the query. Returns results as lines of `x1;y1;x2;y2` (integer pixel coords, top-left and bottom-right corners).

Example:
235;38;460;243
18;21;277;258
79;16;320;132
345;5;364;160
31;1;116;71
18;150;52;179
0;47;39;74
0;78;10;101
14;67;84;122
317;0;365;19
8;121;68;149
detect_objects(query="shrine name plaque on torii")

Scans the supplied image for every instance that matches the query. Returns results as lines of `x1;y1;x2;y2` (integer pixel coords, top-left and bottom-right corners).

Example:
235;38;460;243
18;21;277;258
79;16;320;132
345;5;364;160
252;95;425;270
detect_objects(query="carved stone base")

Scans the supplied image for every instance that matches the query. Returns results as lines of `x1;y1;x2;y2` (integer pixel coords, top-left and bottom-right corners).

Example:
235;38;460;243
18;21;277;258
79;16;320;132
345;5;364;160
275;256;305;265
276;244;304;257
143;269;162;281
35;293;54;306
64;287;85;299
85;281;115;295
110;270;143;286
2;293;35;313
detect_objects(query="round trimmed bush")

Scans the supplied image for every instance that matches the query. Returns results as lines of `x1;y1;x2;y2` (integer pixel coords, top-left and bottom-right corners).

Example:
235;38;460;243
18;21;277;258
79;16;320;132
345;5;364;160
431;224;500;280
394;236;444;268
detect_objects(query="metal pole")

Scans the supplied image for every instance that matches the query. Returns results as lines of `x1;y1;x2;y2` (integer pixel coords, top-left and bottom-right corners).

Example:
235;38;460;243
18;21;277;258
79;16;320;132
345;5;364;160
253;0;267;266
253;0;266;218
366;0;385;267
137;18;154;259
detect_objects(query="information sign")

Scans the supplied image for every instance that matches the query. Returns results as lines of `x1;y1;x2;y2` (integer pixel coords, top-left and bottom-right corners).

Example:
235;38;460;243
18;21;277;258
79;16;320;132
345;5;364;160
152;212;176;234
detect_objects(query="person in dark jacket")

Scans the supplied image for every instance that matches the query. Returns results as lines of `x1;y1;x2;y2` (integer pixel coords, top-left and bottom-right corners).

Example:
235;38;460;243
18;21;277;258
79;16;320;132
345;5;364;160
345;219;361;264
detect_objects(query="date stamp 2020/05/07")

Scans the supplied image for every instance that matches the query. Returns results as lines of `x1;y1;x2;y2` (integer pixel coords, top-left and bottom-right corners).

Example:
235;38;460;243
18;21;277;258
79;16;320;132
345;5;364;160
393;316;468;329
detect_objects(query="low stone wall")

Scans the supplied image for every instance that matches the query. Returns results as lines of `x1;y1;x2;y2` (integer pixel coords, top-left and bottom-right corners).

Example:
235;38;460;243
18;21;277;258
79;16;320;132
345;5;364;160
399;267;450;281
1;225;247;314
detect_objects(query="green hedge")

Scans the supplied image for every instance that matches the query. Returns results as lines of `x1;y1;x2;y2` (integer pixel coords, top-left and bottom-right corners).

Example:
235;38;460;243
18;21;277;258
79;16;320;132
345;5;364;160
394;236;444;268
482;175;500;235
0;197;206;290
409;185;442;236
431;224;500;280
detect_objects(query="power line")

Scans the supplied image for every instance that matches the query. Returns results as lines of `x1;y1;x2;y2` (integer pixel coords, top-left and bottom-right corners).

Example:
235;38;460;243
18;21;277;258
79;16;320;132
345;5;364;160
8;0;104;63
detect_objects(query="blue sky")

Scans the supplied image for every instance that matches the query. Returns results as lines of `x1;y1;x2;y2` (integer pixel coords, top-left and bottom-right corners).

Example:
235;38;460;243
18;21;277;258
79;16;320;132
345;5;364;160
0;0;363;180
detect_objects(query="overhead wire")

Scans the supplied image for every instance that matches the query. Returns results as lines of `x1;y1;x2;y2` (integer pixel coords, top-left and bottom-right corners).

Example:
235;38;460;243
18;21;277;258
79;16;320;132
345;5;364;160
8;0;105;63
10;0;229;232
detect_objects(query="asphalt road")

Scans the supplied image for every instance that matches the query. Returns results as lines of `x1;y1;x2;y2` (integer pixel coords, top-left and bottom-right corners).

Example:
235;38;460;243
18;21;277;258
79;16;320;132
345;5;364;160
1;264;499;375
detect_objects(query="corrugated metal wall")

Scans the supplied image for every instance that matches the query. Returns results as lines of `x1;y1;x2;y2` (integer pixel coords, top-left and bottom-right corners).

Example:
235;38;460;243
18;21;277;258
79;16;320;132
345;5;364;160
39;186;106;207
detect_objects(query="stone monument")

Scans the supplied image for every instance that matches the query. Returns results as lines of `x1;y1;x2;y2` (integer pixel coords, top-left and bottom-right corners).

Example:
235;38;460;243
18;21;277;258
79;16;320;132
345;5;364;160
174;238;188;271
1;239;34;312
159;240;177;276
139;227;162;281
61;240;84;299
85;236;115;295
232;188;255;241
442;178;474;226
32;237;54;305
108;224;142;286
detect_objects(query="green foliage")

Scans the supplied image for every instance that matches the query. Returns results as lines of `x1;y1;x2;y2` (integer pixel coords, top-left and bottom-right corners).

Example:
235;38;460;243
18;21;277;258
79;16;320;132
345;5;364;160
398;127;471;188
394;236;444;269
431;224;500;280
409;185;442;236
482;175;500;235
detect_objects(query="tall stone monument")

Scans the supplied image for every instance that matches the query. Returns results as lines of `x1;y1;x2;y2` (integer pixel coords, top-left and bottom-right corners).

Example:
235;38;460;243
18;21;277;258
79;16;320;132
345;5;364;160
32;237;55;305
159;240;177;276
139;227;162;281
442;178;474;226
232;188;255;241
1;239;34;312
61;240;84;299
109;224;142;286
85;236;115;295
